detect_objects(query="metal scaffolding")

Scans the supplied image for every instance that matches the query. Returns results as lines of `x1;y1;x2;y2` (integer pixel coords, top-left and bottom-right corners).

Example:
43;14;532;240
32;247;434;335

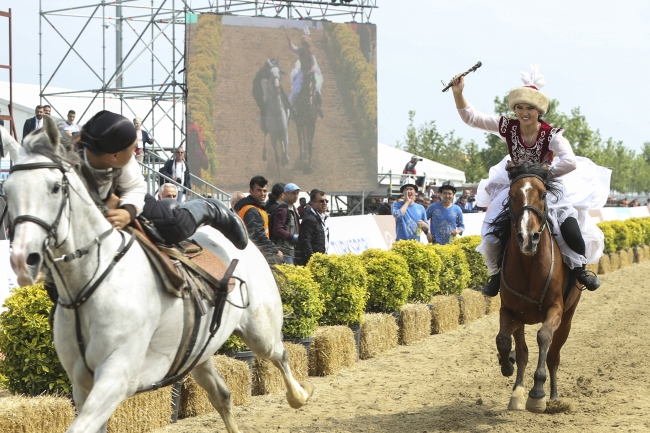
38;0;378;159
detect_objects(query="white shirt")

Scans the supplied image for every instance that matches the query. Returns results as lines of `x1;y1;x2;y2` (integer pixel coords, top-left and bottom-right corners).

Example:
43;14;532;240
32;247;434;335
172;160;186;186
457;103;577;178
36;117;43;130
86;152;147;216
59;121;80;135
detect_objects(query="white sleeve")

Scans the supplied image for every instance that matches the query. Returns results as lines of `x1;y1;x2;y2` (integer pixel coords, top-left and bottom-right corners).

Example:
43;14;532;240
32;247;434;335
457;103;502;137
548;131;577;178
117;156;147;216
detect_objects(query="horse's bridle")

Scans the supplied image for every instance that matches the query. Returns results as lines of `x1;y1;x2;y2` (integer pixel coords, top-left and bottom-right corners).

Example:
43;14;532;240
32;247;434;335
507;173;549;235
501;173;554;319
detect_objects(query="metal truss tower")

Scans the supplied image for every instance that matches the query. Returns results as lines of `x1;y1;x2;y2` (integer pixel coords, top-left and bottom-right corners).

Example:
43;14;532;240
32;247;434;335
38;0;378;158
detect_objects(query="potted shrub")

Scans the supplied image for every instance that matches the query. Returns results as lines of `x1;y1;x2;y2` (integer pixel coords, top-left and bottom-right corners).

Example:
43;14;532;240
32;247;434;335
452;236;489;290
0;284;71;395
430;244;471;296
391;240;442;302
276;264;325;355
218;335;254;373
308;253;368;358
360;248;413;313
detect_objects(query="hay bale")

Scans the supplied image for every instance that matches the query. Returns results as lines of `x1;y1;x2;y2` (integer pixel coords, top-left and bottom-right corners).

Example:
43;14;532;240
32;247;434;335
586;263;599;274
107;386;171;433
609;252;621;271
179;355;250;419
598;254;611;275
485;293;501;315
398;304;431;345
644;245;650;260
633;246;645;263
0;395;75;432
619;249;632;269
459;289;486;324
430;295;460;334
309;326;356;376
360;313;398;360
252;343;307;396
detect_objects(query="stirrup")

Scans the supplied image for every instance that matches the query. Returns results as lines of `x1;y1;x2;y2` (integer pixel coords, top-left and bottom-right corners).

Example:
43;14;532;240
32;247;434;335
482;272;501;297
576;268;600;291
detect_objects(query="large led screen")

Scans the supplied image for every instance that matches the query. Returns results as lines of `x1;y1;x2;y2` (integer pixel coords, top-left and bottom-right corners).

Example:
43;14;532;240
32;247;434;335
186;14;377;194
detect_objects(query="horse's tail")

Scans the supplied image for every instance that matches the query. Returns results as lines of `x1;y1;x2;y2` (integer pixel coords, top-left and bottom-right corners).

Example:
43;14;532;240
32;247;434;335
486;197;512;265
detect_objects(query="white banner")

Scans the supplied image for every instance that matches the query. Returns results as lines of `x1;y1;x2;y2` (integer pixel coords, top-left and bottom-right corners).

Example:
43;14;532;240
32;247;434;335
327;215;387;254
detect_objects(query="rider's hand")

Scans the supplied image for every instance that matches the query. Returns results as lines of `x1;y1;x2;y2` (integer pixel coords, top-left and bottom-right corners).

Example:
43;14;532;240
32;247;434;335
106;209;131;230
277;250;284;261
451;75;465;95
104;193;120;210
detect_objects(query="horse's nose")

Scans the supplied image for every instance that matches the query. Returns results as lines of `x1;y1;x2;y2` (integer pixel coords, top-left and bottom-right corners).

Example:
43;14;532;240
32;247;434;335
531;232;541;246
516;232;524;249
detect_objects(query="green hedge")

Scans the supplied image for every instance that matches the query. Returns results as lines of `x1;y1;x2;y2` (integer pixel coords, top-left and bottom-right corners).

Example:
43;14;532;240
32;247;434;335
276;264;325;338
0;284;71;395
360;248;413;313
187;14;222;182
453;235;489;289
307;253;369;325
324;22;377;151
391;240;442;302
430;244;471;296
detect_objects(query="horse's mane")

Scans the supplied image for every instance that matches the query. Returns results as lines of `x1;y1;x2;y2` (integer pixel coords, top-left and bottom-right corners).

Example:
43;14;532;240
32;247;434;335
486;162;564;264
21;129;116;209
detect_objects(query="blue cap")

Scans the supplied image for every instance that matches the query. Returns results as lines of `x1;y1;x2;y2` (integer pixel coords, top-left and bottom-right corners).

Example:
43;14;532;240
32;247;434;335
284;183;300;193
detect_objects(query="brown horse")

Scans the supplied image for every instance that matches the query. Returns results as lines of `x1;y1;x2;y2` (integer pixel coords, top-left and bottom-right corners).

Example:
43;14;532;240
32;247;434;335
493;161;582;413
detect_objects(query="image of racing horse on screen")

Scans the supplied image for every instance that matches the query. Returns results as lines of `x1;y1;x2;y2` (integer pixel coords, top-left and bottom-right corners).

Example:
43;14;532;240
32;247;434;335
253;59;291;181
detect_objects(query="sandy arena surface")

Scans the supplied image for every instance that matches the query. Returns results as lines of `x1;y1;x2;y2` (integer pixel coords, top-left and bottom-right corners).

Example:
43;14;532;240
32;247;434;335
156;261;650;432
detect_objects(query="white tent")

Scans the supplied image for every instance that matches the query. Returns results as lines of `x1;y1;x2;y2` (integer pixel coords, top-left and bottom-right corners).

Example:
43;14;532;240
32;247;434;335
377;142;466;187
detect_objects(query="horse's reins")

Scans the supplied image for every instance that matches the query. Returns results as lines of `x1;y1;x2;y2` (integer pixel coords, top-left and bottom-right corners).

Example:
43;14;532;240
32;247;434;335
6;161;134;375
501;173;555;319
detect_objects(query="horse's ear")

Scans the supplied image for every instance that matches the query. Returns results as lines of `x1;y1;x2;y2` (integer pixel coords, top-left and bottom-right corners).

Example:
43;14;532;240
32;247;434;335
541;161;550;171
0;125;21;161
505;160;515;171
43;116;61;151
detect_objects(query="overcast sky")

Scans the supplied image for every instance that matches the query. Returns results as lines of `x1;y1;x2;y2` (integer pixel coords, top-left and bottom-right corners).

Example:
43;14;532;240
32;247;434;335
2;0;649;151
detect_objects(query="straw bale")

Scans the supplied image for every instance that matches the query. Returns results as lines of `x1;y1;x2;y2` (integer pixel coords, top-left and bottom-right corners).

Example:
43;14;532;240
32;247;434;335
598;254;611;275
398;304;431;345
619;249;632;268
430;295;460;334
252;343;307;396
308;326;356;377
179;355;250;419
586;263;599;274
485;293;501;315
359;313;398;360
609;252;620;271
459;289;486;324
107;386;171;433
0;395;75;432
633;246;645;263
644;245;650;260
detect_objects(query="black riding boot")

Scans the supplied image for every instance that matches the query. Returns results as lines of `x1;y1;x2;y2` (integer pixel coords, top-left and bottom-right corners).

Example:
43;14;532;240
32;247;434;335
560;217;601;291
482;272;501;297
182;199;249;250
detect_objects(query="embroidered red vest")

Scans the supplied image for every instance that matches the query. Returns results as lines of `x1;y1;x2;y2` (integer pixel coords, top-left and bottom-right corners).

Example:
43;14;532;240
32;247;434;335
498;117;563;165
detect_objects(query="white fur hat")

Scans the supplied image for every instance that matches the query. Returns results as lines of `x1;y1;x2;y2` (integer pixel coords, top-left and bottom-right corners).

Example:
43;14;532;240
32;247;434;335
508;64;550;115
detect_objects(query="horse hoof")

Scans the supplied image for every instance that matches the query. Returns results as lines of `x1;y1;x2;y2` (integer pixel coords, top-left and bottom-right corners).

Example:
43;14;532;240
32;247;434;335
286;381;315;409
300;381;315;400
525;396;547;413
500;363;514;377
508;386;526;411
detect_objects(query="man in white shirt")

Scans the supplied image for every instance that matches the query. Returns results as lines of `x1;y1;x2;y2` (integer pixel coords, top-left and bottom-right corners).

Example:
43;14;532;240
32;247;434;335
59;110;80;138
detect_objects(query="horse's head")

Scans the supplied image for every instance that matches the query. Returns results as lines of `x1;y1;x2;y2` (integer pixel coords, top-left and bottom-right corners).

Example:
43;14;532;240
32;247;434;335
268;65;282;95
3;116;85;286
506;161;552;256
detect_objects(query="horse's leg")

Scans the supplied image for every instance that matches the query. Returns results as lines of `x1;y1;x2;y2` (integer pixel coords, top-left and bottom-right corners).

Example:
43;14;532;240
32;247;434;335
191;358;239;433
66;359;134;433
526;304;563;413
547;301;578;400
496;307;521;377
508;326;529;410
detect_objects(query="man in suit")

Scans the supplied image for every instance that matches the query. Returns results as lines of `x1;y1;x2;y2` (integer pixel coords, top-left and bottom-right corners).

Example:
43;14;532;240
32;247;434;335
22;105;44;140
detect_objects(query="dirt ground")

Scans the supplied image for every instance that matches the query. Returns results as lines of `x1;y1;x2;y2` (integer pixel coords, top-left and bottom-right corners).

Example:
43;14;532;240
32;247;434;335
156;261;650;432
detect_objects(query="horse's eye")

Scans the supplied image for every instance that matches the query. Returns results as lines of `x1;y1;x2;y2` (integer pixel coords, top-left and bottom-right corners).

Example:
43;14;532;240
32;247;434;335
541;192;547;199
52;183;61;194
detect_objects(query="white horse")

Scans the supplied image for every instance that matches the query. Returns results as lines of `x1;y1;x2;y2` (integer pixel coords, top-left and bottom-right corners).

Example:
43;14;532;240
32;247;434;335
1;120;313;433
